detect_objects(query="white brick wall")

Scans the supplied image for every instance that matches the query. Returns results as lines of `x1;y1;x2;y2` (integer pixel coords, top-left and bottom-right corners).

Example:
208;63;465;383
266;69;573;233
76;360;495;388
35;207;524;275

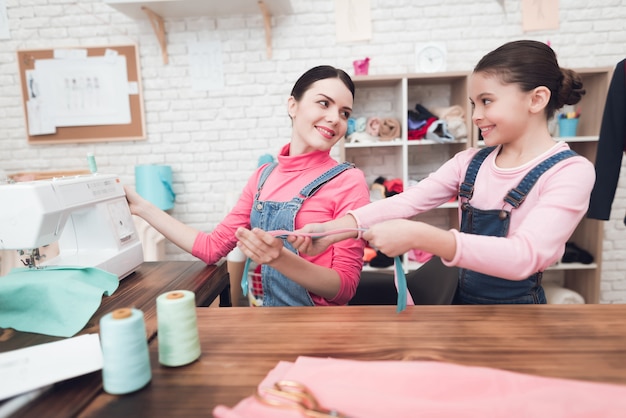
1;0;625;302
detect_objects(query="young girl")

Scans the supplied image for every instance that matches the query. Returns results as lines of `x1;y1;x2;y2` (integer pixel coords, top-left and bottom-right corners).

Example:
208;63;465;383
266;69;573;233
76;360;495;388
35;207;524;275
290;41;595;304
125;65;370;306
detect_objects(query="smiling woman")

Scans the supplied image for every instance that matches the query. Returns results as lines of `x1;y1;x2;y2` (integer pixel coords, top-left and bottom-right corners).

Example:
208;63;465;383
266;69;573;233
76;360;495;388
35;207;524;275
125;65;371;307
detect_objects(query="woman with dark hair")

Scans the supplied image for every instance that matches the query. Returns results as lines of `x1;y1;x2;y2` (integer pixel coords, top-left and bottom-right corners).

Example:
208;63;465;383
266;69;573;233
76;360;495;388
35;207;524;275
126;65;370;306
292;41;594;305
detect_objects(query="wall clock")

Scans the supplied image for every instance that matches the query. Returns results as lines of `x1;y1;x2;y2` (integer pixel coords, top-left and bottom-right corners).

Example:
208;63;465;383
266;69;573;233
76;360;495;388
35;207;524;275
416;43;447;73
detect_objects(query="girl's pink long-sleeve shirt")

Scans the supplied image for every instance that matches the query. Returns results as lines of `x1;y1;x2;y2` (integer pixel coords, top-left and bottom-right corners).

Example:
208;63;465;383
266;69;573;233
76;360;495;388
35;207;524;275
192;144;370;305
350;142;595;280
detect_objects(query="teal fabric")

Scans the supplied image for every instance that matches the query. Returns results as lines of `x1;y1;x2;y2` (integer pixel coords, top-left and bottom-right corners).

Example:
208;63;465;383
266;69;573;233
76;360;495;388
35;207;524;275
0;266;119;337
394;256;407;313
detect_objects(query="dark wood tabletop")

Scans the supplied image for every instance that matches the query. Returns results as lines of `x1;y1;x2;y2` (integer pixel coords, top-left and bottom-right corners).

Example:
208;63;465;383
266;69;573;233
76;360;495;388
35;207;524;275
77;304;626;418
1;260;228;418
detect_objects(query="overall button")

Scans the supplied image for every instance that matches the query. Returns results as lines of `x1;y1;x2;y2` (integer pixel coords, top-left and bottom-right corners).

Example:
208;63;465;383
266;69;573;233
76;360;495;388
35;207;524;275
256;203;263;210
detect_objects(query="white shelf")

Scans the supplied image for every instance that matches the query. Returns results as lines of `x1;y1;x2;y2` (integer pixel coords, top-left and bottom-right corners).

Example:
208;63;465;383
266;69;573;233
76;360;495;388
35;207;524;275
478;136;598;148
407;139;468;146
438;200;458;209
559;135;599;143
547;262;598;271
104;0;293;62
104;0;293;19
344;140;403;149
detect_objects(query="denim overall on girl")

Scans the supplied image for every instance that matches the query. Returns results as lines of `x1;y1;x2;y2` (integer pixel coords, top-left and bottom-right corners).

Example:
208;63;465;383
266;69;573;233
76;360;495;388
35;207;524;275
248;161;354;306
454;146;576;304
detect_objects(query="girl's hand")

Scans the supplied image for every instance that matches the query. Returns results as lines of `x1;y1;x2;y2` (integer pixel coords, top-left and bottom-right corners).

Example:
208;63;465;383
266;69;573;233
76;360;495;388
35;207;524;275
287;223;334;256
363;219;417;257
235;227;284;266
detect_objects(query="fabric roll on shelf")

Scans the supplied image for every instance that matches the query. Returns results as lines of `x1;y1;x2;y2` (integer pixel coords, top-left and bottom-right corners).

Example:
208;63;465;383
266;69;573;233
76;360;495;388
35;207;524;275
135;165;175;211
544;284;585;304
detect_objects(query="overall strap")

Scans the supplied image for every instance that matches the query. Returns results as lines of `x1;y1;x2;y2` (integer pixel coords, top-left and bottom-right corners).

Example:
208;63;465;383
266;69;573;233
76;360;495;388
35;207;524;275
253;162;278;198
459;146;497;200
298;161;355;199
504;150;578;208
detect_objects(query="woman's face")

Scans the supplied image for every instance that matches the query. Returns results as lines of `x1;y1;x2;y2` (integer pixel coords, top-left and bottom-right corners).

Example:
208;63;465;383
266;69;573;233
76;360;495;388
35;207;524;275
288;78;353;155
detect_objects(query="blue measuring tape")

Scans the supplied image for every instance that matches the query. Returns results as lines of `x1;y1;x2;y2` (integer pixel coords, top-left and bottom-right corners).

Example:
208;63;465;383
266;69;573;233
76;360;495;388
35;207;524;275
394;256;408;313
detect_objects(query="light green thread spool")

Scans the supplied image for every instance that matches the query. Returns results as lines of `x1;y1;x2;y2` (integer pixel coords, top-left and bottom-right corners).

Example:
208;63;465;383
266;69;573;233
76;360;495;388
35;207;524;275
100;308;152;395
87;153;98;174
156;290;201;367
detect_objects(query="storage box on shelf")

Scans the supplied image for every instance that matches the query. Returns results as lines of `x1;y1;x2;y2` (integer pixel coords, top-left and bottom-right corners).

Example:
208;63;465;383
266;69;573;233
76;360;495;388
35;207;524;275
342;68;612;304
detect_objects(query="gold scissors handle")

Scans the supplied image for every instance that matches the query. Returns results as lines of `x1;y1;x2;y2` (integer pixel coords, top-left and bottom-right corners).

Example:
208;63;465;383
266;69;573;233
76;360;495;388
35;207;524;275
255;380;351;418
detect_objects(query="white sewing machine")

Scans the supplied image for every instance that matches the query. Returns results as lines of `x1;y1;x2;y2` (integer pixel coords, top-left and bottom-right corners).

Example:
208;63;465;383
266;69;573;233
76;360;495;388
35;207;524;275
0;174;143;279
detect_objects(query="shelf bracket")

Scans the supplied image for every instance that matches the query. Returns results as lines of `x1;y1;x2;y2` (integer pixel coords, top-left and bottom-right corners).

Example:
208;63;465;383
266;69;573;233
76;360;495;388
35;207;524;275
142;6;169;65
257;0;272;59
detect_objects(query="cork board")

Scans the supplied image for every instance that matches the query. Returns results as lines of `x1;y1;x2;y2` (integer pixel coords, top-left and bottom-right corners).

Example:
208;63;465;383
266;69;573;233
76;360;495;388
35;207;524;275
16;44;145;144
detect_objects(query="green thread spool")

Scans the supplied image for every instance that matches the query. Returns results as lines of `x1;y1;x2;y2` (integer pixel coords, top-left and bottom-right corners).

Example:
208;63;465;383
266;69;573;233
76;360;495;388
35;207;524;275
99;308;152;395
87;153;98;174
156;290;201;367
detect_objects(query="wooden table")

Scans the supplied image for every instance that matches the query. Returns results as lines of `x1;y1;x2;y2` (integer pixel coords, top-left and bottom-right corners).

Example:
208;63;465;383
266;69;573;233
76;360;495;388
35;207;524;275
76;304;626;417
0;260;228;417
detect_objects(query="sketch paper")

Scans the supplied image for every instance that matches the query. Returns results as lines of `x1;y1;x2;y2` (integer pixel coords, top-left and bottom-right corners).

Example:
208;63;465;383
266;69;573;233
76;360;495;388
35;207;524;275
0;334;102;401
188;40;225;91
27;100;56;136
25;69;56;135
522;0;559;32
335;0;372;43
34;55;131;127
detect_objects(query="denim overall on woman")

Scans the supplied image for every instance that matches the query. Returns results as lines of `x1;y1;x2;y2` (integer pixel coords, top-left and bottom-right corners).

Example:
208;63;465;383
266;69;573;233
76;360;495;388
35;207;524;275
453;146;577;304
249;161;354;306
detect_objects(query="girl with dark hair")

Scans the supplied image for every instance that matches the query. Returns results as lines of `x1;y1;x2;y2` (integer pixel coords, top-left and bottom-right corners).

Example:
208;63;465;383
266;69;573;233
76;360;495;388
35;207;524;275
125;65;370;306
291;41;595;305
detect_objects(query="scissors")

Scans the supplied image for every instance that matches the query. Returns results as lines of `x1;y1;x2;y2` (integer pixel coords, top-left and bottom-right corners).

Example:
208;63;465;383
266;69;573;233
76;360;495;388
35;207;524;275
255;380;352;418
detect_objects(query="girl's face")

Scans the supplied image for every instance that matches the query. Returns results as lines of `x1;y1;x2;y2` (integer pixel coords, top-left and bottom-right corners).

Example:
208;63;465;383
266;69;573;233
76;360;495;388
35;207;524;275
288;78;353;155
469;72;534;147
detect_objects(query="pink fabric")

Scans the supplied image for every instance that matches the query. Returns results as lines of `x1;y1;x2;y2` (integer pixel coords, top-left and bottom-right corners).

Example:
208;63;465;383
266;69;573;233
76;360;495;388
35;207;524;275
350;142;595;281
192;144;371;305
213;356;626;418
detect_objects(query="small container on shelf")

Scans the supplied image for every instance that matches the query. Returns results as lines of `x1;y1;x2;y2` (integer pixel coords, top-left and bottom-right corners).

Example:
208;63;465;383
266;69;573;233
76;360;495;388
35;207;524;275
557;107;580;137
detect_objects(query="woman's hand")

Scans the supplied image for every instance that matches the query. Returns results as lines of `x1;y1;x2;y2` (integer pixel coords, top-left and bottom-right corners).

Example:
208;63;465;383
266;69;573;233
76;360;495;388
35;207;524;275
235;227;285;266
123;185;148;216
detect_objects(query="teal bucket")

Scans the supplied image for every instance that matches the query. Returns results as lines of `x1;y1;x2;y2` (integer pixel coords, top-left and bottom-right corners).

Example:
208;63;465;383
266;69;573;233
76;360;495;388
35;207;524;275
135;165;176;210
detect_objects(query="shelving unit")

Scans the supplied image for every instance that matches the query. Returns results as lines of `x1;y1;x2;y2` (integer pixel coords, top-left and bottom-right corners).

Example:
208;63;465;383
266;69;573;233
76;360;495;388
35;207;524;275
342;68;613;304
550;67;613;304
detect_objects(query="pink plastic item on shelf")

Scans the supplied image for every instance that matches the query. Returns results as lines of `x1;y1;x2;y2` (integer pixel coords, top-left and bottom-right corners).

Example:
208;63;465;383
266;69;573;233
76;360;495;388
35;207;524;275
353;57;370;75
